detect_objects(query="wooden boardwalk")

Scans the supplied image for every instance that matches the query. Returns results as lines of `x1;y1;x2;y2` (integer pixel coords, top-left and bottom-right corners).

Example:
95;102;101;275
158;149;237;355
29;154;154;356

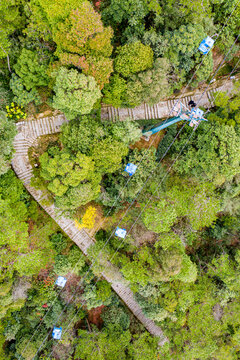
101;77;236;121
12;116;168;345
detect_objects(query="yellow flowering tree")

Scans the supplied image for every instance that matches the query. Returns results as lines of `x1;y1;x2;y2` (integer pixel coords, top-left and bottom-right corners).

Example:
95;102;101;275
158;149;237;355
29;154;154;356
75;206;97;230
6;103;27;121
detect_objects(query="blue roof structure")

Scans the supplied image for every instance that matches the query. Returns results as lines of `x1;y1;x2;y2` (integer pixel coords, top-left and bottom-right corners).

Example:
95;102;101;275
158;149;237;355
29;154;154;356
52;327;62;340
198;36;215;54
115;227;127;239
55;276;67;288
125;163;137;176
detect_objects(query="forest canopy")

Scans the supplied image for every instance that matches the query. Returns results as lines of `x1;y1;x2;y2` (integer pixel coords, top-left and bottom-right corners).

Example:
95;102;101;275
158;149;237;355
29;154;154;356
0;0;240;359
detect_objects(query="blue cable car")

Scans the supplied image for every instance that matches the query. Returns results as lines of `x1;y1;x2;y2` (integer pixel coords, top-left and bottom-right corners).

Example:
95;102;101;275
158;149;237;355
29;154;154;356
124;163;137;176
52;327;62;340
55;276;67;288
191;108;204;118
189;108;205;128
198;36;215;54
115;227;127;239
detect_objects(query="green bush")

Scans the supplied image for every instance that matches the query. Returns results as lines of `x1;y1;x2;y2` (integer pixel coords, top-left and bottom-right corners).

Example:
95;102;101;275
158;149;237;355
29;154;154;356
0;84;11;110
114;42;153;78
14;48;49;91
102;74;127;107
102;305;130;330
0;111;17;175
9;74;41;106
50;232;68;253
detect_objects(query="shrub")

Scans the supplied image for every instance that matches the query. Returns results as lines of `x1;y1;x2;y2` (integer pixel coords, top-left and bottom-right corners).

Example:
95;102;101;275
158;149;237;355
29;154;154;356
14;48;49;91
9;74;41;106
6;103;27;121
114;42;153;77
102;74;127;107
50;232;68;253
75;206;97;230
0;111;17;175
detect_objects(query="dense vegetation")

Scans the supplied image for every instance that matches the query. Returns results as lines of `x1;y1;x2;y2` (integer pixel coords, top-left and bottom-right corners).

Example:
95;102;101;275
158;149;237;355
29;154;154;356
0;0;240;359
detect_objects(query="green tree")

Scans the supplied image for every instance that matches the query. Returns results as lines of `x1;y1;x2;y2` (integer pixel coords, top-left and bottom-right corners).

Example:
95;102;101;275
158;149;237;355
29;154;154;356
53;245;85;275
124;57;171;107
90;138;129;174
212;0;240;50
52;67;101;119
9;74;41;106
173;123;240;185
165;178;220;231
103;74;127;108
101;0;161;43
40;151;95;191
74;326;131;360
128;332;159;360
39;149;101;209
0;198;28;280
82;281;113;310
102;305;130;331
121;245;196;285
55;180;101;210
165;24;213;86
0;0;27;58
0;186;55;279
143;199;177;233
114;42;153;78
62;116;141;151
54;1;114;88
0;83;11;110
60;116;105;154
14;48;49;91
207;252;240;293
210;81;240;127
107;120;142;145
142;177;220;234
0;111;16;175
16;338;43;360
100;148;157;208
26;0;84;40
142;29;170;57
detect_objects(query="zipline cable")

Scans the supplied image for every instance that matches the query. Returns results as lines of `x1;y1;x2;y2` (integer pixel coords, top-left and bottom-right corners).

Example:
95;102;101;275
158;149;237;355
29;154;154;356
47;61;240;360
38;34;240;360
20;4;240;357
